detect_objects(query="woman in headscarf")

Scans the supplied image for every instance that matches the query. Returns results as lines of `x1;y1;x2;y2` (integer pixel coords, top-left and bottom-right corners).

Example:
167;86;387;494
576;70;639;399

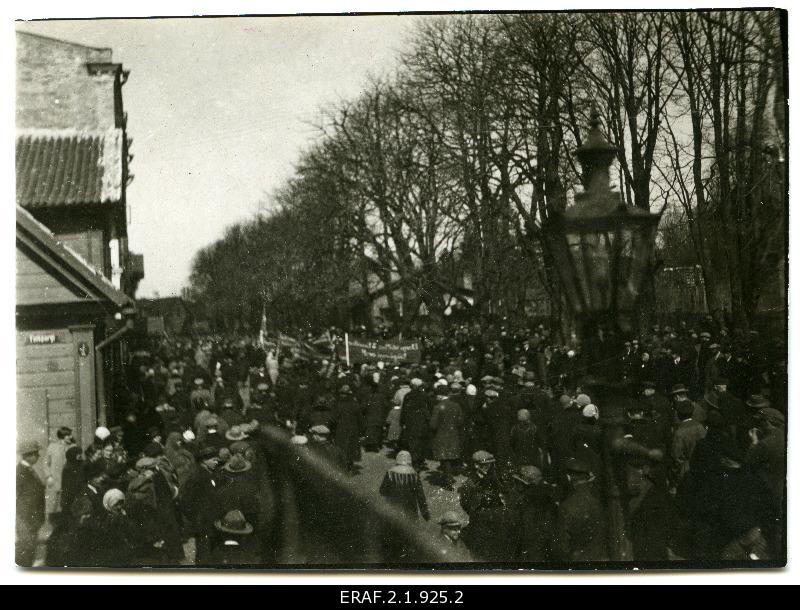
379;451;430;522
94;488;136;566
59;445;85;515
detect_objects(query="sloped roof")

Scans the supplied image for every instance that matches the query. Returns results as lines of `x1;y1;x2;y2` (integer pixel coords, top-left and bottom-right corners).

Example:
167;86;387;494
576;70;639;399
16;128;124;208
16;205;134;310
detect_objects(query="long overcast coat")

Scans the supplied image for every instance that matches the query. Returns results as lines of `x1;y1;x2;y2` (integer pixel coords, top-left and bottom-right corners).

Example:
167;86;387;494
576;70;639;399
430;397;464;461
333;395;362;466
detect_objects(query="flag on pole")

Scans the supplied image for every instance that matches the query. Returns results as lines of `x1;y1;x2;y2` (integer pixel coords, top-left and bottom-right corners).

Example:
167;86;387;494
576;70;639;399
258;305;268;349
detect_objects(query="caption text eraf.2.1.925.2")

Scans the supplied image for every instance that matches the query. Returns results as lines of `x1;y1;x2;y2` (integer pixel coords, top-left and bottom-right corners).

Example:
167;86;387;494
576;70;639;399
340;590;465;605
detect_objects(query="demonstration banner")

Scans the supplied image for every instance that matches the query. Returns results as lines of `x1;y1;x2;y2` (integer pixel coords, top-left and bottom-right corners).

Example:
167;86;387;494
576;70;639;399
345;336;422;365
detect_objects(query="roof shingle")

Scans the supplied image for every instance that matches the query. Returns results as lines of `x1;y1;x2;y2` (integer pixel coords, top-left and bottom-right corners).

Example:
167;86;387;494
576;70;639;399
16;128;124;208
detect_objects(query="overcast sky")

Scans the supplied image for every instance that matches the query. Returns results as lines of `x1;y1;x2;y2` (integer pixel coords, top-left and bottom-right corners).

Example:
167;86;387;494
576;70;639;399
16;16;421;297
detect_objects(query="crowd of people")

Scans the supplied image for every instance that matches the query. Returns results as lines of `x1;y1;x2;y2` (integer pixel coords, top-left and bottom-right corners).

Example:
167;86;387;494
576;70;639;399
16;314;787;566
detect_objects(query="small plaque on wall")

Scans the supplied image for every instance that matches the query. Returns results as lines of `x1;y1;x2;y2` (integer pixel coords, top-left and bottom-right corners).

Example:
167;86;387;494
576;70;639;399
25;333;60;345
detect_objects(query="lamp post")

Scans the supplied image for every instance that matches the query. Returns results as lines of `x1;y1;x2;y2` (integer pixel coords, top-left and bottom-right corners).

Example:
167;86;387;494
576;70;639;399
542;110;662;561
543;110;661;380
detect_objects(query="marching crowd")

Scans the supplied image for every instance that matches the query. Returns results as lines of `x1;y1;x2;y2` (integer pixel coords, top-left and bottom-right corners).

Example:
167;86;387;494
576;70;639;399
16;315;787;566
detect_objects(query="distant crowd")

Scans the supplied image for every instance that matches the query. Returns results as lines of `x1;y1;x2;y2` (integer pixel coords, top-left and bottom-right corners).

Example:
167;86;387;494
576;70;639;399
16;315;787;566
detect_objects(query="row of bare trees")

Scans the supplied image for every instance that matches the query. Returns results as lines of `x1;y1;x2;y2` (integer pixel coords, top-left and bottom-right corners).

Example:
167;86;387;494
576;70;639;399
188;10;785;335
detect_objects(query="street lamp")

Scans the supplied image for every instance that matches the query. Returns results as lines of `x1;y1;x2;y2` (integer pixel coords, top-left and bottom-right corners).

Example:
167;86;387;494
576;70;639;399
542;110;663;562
543;111;661;370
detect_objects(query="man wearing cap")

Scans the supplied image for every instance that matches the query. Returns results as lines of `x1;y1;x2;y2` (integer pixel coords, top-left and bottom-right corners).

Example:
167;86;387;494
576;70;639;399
16;441;45;566
507;465;557;562
458;450;513;561
430;383;465;488
617;410;674;562
696;331;715;390
436;511;470;560
483;386;515;469
308;425;345;469
181;446;222;563
555;458;608;562
745;406;786;513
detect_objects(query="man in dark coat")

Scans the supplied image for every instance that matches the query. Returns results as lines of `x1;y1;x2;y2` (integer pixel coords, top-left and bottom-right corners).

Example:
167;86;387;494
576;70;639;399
509;409;548;471
201;510;261;566
711;378;748;447
506;465;556;562
180;446;222;563
308;425;345;469
362;375;386;452
430;384;464;487
16;442;46;566
400;380;433;471
217;454;264;533
458;451;514;561
554;458;608;562
219;396;246;429
332;385;362;472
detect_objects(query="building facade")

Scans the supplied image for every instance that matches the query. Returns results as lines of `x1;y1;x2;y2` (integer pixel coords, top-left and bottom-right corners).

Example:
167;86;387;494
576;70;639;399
16;32;143;449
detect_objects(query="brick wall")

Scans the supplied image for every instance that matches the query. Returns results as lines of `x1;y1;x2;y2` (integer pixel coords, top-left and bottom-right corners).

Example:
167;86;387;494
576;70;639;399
16;31;120;131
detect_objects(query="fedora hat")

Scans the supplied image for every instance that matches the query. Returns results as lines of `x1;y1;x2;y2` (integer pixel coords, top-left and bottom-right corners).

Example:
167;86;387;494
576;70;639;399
670;384;689;396
18;440;40;456
438;511;464;528
214;510;253;536
746;394;771;409
225;426;249;442
704;392;720;410
223;453;252;474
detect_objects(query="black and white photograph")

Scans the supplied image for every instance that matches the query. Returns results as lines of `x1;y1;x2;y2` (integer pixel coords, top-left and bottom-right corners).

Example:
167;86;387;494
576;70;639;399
8;3;790;578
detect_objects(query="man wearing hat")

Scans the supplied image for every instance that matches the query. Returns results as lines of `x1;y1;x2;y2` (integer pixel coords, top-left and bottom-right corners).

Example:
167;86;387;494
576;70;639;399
16;441;45;566
430;383;465;488
458;450;513;561
671;383;706;424
198;415;229;453
640;381;672;430
554;458;608;562
218;453;263;537
709;377;747;443
219;395;245;429
202;510;261;566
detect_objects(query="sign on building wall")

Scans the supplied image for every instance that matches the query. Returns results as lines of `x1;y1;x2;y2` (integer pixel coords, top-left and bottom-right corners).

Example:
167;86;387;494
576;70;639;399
25;333;62;345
